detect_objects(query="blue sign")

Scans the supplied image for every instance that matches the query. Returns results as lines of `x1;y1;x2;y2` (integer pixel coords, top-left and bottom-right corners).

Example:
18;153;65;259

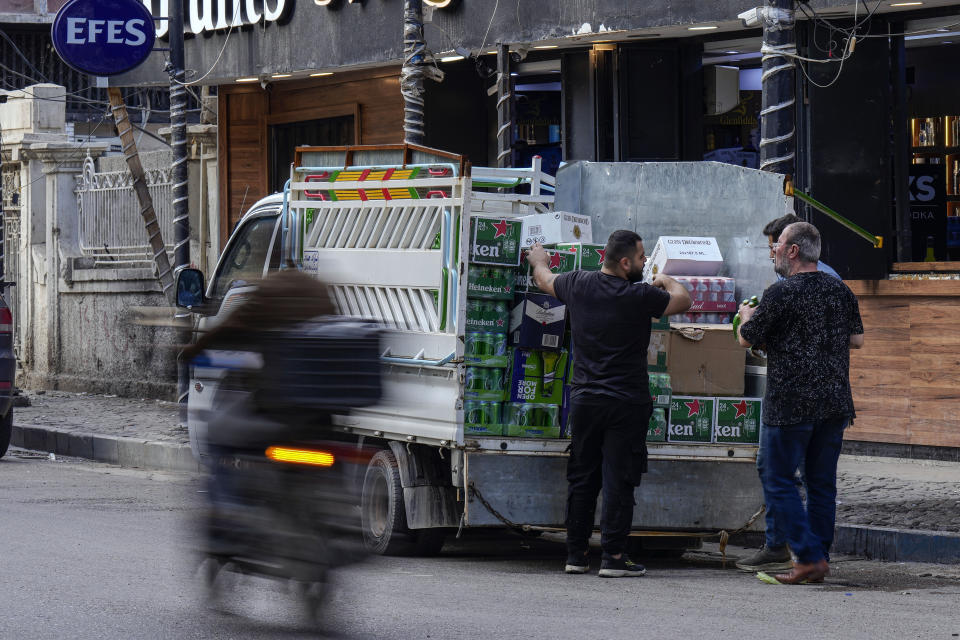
51;0;156;76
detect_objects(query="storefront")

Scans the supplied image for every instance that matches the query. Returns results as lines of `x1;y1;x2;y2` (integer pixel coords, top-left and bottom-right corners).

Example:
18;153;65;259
113;1;960;455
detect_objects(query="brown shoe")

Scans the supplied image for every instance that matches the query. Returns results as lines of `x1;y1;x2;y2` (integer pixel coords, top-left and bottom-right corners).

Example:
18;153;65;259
773;559;829;585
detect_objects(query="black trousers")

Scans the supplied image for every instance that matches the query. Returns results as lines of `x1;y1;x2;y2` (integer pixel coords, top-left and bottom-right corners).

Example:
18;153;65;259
565;398;651;557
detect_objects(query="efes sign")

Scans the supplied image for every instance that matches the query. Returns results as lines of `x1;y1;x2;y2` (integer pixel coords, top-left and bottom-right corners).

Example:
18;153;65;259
52;0;156;76
143;0;458;37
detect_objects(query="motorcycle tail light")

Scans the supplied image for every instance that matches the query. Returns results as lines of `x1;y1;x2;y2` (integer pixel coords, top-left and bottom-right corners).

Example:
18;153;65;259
265;446;335;467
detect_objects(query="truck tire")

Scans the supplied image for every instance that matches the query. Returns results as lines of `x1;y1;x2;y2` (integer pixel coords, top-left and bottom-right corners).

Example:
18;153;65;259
360;449;447;556
0;408;11;459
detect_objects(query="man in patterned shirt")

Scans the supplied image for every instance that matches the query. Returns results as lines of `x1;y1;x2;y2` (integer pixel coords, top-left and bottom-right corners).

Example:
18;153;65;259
736;221;864;584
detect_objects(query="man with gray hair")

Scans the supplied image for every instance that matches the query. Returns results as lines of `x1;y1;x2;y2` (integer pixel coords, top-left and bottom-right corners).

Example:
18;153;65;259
735;221;864;584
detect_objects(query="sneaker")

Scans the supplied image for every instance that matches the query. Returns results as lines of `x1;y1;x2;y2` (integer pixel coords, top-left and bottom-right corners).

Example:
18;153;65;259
598;554;647;578
564;552;590;574
735;545;794;572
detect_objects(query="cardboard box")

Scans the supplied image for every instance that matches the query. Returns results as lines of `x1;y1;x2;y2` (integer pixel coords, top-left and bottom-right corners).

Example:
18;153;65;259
520;211;593;247
647;330;670;373
465;299;511;334
516;248;578;290
465;331;510;368
667;325;745;396
714;397;762;444
553;242;606;271
504;423;562;438
647;407;667;442
510;292;567;351
643;236;724;279
471;217;523;266
668;396;715;443
673;276;737;313
467;265;516;300
508;348;569;404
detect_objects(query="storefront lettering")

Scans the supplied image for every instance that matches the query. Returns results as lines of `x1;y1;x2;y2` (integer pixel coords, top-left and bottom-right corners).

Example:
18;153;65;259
144;0;454;37
142;0;290;37
908;175;936;202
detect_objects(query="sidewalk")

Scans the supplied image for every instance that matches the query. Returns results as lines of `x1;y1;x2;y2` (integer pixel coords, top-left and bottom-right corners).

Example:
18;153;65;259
8;390;960;563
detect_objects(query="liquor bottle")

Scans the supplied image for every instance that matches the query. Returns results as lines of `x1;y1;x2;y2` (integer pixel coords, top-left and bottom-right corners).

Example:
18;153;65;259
953;117;960;148
927;118;937;146
954;160;960;196
918;123;927;147
924;236;936;262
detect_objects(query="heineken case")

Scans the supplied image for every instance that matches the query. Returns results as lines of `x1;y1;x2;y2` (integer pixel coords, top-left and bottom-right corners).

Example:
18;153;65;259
509;292;567;351
553;243;606;271
648;372;672;408
714;397;762;444
470;217;523;266
465;299;510;334
647;407;667;442
516;249;577;291
467;265;516;300
464;400;503;436
464;331;510;368
508;348;569;405
667;396;715;443
464;366;507;401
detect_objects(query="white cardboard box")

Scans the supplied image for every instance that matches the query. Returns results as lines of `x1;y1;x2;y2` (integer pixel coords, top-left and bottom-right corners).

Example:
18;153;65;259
643;236;724;279
520;211;593;247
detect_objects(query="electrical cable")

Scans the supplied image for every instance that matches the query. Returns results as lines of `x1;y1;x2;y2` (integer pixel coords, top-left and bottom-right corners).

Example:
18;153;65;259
170;3;242;86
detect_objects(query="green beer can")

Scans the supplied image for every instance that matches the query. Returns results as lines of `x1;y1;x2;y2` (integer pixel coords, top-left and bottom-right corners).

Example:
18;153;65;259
466;332;495;358
464;400;484;424
481;401;501;425
508;402;533;426
465;367;488;393
484;367;505;392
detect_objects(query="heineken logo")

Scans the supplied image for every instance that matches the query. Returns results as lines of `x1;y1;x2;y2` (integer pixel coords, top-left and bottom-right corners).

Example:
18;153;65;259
473;244;501;258
549;252;563;271
468;318;497;327
492;219;509;238
715;425;742;438
733;400;748;418
684;399;701;417
669;424;694;437
595;248;606;262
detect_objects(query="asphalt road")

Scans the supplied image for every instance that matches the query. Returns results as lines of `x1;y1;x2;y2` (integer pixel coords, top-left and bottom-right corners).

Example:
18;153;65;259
2;449;959;640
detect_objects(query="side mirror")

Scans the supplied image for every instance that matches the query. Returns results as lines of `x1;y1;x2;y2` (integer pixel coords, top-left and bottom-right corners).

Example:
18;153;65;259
176;268;206;309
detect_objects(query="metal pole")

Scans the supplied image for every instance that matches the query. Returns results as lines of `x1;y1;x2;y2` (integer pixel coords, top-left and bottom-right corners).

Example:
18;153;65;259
496;43;513;168
891;25;911;262
168;0;190;405
401;0;425;144
759;0;796;178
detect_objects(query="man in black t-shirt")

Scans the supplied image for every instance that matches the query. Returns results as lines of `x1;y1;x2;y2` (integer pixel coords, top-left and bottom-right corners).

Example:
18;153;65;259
527;230;691;578
738;221;864;585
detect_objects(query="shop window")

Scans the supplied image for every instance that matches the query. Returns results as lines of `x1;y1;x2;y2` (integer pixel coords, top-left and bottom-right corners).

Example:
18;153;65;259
702;65;761;169
514;75;562;175
268;116;355;193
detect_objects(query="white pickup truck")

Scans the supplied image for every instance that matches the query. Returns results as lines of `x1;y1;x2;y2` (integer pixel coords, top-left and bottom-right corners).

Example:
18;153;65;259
178;144;763;556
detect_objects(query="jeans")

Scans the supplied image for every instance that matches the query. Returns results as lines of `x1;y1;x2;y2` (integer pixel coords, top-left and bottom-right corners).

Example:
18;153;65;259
566;399;651;557
756;443;806;549
759;417;847;564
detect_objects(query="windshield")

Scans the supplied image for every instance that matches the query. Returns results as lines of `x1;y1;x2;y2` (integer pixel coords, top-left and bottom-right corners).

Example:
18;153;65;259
210;214;281;300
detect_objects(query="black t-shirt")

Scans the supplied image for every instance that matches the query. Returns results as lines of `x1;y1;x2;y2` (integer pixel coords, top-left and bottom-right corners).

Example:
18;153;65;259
739;271;864;426
553;271;671;404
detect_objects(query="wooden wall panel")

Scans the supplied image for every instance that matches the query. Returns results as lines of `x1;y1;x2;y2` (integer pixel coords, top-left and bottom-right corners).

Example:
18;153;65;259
219;68;404;245
845;283;960;449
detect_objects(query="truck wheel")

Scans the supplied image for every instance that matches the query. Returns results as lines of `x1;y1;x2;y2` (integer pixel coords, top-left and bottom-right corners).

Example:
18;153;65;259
361;450;414;555
361;449;448;556
0;408;11;459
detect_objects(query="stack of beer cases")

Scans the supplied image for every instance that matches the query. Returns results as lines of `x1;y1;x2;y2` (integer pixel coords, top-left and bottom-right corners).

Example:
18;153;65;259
463;217;524;436
666;396;763;445
502;247;579;439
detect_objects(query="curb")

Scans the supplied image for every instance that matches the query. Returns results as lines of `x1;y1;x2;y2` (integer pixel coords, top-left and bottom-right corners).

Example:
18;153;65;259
10;424;200;474
833;524;960;564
